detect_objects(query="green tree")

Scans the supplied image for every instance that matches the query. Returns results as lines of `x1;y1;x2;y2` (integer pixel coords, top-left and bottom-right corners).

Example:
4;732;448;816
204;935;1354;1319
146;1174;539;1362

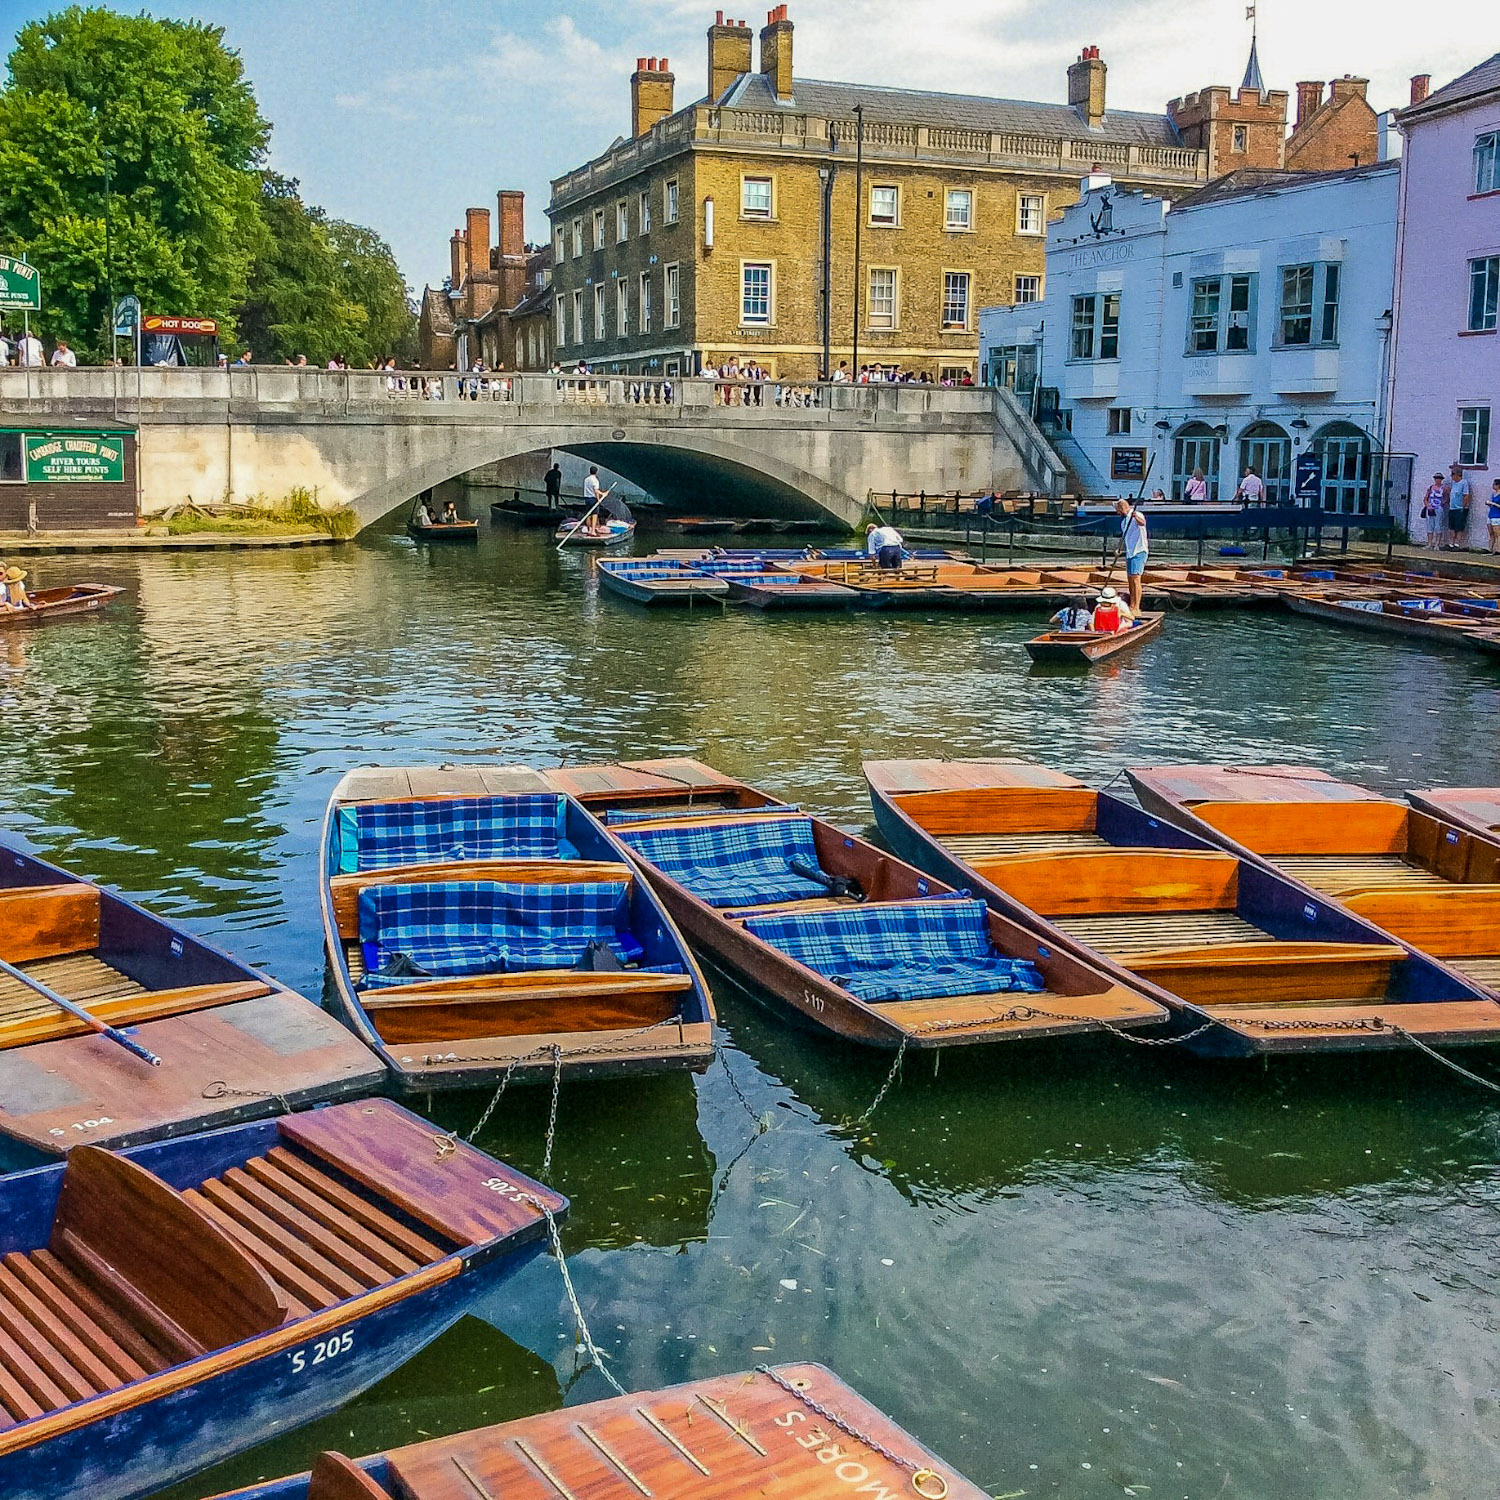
327;219;416;364
0;6;269;357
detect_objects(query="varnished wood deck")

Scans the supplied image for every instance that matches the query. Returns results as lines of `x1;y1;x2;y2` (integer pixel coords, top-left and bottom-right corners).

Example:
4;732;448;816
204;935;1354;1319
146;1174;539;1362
940;829;1108;859
1055;909;1275;958
1274;853;1448;894
0;954;145;1024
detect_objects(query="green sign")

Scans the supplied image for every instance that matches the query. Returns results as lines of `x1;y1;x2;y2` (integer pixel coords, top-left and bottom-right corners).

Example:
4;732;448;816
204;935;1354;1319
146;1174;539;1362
0;255;41;312
23;432;126;484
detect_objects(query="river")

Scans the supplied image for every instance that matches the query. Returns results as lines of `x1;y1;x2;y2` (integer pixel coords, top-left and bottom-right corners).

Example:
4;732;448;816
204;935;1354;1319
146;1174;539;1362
3;519;1498;1499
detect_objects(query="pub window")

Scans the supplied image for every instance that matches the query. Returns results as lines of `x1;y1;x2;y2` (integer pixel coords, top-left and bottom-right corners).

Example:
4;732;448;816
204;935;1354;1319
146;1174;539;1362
1190;272;1256;353
1108;408;1132;435
1475;131;1500;195
1278;263;1342;346
1469;256;1499;332
1459;406;1491;467
1071;292;1120;360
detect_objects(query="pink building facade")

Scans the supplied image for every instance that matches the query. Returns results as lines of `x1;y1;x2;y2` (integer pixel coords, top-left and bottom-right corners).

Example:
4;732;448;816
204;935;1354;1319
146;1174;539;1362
1388;56;1500;545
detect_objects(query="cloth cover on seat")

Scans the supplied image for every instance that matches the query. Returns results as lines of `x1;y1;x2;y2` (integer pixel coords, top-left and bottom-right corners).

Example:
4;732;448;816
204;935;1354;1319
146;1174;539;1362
617;816;829;908
339;794;576;873
743;898;1045;1004
359;879;641;985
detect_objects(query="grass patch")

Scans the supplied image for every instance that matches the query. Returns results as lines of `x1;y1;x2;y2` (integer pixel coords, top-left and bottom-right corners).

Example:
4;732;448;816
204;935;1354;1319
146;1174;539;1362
164;487;359;539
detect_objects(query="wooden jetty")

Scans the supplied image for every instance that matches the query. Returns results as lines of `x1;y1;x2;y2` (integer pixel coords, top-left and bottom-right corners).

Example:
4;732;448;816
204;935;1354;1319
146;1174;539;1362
543;758;1165;1050
1127;762;1500;1009
865;759;1500;1054
1024;611;1163;664
320;765;715;1092
0;1098;565;1500
204;1362;989;1500
0;838;381;1160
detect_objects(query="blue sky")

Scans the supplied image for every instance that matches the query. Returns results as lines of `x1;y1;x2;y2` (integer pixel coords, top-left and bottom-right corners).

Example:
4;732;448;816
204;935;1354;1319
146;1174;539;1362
2;0;1484;294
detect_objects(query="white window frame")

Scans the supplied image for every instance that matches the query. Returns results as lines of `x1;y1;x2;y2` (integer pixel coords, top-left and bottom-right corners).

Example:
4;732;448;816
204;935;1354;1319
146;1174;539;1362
869;185;900;227
941;270;971;331
617;280;629;337
571;289;582;343
593;283;606;341
1474;132;1500;196
1107;407;1132;436
1276;262;1340;348
1017;194;1046;235
1469;255;1499;333
867;266;899;330
1070;292;1121;361
639;190;651;234
555;294;566;347
570;218;583;258
665;178;679;224
1232;124;1248;154
741;261;773;326
616;201;629;243
944;189;972;232
1014;275;1041;305
639;270;652;333
741;175;774;220
665;262;681;328
1459;406;1491;467
553;225;566;261
1189;272;1257;354
592;209;605;251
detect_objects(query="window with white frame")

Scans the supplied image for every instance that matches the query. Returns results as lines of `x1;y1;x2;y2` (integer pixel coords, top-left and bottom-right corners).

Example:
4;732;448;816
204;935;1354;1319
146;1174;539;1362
639;271;652;333
1469;256;1499;332
868;267;897;329
1460;406;1491;467
869;185;899;226
1108;408;1132;435
593;284;606;340
1013;275;1041;304
617;281;628;337
616;201;629;242
945;189;972;231
1190;272;1255;353
592;209;605;251
741;262;772;324
571;289;582;342
571;219;583;258
742;176;773;218
1475;132;1500;196
1070;292;1120;360
554;225;566;261
639;190;651;234
665;179;679;223
942;271;971;330
1232;124;1248;153
1018;194;1045;235
665;262;680;327
555;295;566;347
1278;262;1340;346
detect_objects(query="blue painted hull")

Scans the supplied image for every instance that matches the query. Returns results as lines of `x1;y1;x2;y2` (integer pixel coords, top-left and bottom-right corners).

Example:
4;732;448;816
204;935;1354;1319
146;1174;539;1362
0;1242;538;1500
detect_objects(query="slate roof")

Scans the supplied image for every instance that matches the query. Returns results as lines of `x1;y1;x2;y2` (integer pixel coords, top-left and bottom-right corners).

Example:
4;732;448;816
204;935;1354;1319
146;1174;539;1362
1168;158;1397;211
1402;53;1500;121
715;71;1185;148
420;285;455;335
1241;36;1265;94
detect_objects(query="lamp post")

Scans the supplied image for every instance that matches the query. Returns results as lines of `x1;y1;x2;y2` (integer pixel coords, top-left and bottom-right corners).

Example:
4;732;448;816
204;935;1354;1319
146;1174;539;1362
818;164;835;379
103;146;115;364
850;103;864;383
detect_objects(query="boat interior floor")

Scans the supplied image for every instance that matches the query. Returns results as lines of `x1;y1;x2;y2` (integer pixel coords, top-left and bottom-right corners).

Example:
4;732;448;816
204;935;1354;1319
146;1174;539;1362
1054;909;1276;958
1273;854;1450;894
940;830;1110;859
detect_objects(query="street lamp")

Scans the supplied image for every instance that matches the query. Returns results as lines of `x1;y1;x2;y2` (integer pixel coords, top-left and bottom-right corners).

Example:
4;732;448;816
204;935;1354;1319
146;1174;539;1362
103;146;115;362
850;103;864;381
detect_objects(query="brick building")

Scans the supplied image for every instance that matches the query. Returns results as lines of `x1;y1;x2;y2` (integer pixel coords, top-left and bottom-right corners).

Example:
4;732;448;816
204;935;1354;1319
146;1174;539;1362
547;8;1213;381
417;190;554;371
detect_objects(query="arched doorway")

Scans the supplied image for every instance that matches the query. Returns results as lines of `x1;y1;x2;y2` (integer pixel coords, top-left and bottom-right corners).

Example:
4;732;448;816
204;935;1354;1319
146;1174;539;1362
1237;422;1291;505
1172;422;1221;501
1313;422;1374;514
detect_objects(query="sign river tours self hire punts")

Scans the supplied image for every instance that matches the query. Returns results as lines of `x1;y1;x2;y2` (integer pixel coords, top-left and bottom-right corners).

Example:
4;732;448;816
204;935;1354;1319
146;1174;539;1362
22;431;127;483
0;254;41;311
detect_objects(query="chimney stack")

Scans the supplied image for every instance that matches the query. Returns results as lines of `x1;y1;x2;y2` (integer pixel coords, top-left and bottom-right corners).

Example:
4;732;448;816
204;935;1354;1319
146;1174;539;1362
631;55;676;135
1296;81;1324;128
449;229;465;288
1067;46;1107;129
759;5;793;102
497;190;526;306
1329;75;1368;104
464;206;490;281
1409;73;1431;106
708;12;753;104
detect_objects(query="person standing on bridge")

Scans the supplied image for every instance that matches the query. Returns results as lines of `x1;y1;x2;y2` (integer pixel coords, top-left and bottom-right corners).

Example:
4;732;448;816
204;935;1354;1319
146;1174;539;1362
18;331;43;367
544;462;563;509
50;340;77;368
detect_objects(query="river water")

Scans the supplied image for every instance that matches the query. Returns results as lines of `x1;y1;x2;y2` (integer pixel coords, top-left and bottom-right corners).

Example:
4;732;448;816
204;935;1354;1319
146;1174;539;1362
4;520;1499;1499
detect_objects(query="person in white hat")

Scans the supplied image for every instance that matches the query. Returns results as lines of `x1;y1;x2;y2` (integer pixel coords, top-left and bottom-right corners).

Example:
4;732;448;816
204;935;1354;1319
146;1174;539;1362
1090;585;1134;633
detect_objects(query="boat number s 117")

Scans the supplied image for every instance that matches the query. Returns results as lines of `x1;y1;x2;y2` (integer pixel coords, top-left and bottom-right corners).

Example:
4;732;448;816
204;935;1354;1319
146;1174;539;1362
289;1331;353;1373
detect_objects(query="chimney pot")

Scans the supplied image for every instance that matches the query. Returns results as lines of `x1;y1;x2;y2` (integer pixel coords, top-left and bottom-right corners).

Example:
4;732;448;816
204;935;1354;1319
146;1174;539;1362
637;56;646;69
661;56;669;69
1410;73;1430;105
716;9;723;23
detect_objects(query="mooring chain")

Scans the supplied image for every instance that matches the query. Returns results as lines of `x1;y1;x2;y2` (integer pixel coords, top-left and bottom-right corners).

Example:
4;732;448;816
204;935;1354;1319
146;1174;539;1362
201;1079;292;1113
754;1364;949;1499
1390;1024;1500;1095
851;1034;908;1129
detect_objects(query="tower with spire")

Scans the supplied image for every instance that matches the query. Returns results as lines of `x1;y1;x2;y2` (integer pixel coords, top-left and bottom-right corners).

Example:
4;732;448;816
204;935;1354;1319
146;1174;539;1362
1242;4;1265;94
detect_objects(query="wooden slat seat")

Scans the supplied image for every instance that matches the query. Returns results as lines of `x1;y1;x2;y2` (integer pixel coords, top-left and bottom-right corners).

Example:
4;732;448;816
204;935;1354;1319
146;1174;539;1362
941;830;1108;858
1055;909;1274;958
0;954;144;1024
1274;854;1448;895
1447;955;1500;987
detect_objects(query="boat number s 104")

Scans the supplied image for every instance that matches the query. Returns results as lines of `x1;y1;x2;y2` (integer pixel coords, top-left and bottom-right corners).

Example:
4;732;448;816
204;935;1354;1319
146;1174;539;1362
289;1331;353;1373
48;1117;116;1137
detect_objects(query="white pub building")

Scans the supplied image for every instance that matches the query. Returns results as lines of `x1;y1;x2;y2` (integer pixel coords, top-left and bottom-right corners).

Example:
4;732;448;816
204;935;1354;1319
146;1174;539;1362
980;163;1401;512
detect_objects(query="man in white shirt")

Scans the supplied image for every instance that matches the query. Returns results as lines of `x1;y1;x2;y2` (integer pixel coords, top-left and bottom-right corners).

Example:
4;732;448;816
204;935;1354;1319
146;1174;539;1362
1115;497;1149;617
865;521;905;570
1234;466;1265;505
50;340;77;368
18;332;43;367
830;361;849;382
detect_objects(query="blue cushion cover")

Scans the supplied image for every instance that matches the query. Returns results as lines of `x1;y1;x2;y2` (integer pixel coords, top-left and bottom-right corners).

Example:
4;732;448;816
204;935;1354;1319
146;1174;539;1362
616;815;828;908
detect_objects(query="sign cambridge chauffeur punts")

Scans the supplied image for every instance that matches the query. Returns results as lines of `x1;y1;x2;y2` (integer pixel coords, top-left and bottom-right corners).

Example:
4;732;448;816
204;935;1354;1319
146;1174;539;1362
0;255;41;312
22;433;127;485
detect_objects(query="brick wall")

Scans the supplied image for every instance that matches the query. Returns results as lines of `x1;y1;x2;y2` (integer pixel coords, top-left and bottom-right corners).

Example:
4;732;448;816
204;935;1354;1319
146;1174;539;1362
1286;80;1379;170
0;433;139;531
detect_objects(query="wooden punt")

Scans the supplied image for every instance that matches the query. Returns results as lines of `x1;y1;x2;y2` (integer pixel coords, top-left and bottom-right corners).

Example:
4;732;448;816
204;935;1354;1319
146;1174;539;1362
0;840;382;1161
320;766;715;1093
555;518;636;547
1285;593;1500;655
540;758;1165;1050
0;585;122;628
721;571;859;609
1024;611;1163;664
1127;762;1500;1007
595;559;730;606
405;519;479;544
1406;787;1500;845
489;499;582;527
204;1361;988;1500
0;1097;565;1500
866;759;1500;1055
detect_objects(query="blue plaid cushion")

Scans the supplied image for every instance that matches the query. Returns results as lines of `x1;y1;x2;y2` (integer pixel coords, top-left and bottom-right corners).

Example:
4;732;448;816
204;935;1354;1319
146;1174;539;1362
343;794;573;873
617;816;828;908
742;899;1044;1004
604;804;799;828
359;879;638;986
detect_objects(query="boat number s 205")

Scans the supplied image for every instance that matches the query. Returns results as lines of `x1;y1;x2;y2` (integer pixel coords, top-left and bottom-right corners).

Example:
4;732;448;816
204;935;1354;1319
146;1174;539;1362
289;1331;353;1373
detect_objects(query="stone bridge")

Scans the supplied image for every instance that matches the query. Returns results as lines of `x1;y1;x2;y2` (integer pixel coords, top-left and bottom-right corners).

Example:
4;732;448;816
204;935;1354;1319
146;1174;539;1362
0;367;1064;529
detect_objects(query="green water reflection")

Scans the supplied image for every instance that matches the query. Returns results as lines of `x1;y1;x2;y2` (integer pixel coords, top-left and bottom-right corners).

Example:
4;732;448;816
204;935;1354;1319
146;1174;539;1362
2;520;1498;1500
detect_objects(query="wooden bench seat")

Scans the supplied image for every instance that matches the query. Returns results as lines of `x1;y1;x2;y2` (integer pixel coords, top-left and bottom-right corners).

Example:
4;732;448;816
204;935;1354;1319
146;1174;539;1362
0;884;100;967
941;829;1108;858
1274;854;1447;896
1055;909;1274;958
0;979;272;1051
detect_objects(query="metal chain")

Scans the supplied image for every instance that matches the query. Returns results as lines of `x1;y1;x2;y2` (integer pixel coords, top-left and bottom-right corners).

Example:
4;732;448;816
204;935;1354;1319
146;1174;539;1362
1217;1015;1390;1032
434;1015;688;1073
1391;1024;1500;1094
910;1005;1220;1048
467;1054;526;1142
754;1365;949;1499
541;1045;563;1180
201;1080;292;1112
852;1034;908;1128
